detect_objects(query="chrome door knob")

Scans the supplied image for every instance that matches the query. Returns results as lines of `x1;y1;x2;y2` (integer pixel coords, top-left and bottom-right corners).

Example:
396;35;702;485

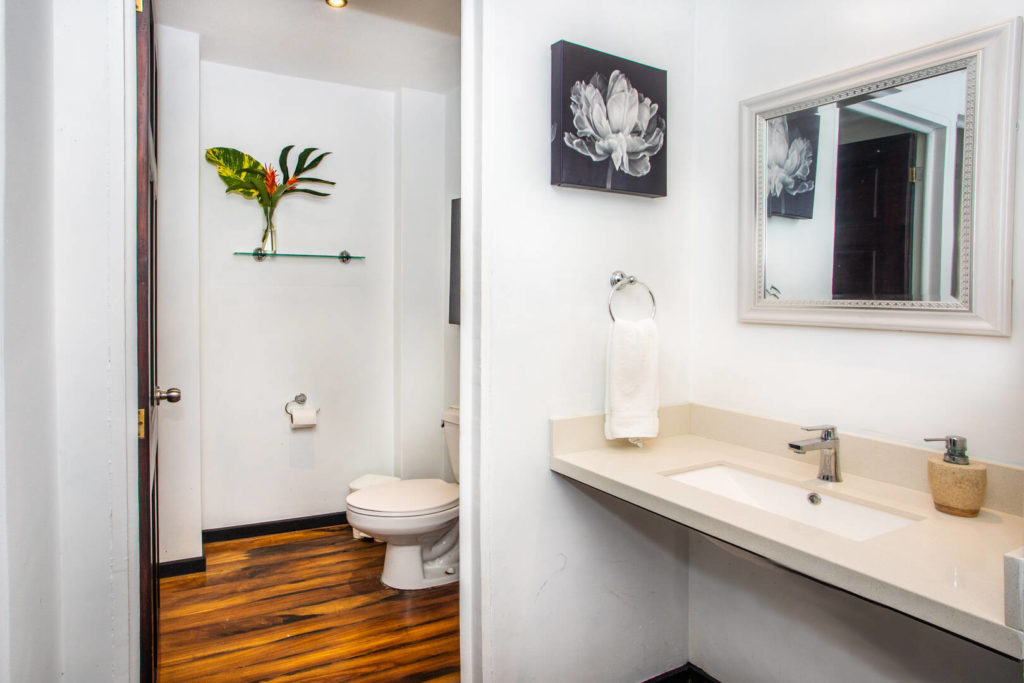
155;387;182;404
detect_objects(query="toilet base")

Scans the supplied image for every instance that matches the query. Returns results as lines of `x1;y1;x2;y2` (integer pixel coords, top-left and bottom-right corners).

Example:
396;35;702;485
380;520;460;590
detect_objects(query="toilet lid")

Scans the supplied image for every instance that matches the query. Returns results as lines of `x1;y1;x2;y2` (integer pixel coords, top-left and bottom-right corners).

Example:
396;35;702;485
346;478;459;517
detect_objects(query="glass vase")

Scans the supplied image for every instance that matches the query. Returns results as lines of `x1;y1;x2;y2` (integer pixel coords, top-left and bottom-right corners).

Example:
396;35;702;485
260;211;277;254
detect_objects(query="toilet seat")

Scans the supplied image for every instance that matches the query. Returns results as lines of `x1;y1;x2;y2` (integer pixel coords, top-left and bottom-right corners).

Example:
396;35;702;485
346;478;458;517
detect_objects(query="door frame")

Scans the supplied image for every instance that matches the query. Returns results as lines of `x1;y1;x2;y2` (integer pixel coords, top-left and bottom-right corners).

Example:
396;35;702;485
135;0;159;678
459;0;483;680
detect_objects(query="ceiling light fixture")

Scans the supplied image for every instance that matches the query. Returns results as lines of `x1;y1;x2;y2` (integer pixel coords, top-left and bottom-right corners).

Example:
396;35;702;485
325;0;347;7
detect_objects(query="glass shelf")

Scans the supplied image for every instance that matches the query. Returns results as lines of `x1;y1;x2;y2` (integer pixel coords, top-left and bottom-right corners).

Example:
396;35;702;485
234;249;365;263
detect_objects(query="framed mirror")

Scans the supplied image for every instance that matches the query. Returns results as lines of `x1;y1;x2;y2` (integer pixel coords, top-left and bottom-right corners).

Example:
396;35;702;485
739;19;1020;336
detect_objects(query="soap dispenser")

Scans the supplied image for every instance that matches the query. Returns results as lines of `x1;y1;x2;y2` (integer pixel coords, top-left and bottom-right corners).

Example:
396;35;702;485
924;435;986;517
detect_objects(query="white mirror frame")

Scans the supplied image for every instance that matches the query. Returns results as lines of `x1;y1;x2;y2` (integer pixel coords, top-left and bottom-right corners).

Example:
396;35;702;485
739;19;1020;336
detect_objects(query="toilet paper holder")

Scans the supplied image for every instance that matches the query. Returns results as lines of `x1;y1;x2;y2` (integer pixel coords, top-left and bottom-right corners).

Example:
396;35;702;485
284;393;308;416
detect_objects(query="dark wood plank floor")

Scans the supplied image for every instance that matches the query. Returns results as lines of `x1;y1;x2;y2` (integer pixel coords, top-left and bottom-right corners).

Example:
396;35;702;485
158;524;460;682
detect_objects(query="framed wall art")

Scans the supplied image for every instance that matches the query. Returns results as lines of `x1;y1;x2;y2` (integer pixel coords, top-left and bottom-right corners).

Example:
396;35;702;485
551;40;667;198
766;109;819;219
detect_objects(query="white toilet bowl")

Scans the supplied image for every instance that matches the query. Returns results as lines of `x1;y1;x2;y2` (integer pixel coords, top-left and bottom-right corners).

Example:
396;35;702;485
345;406;461;590
346;479;459;589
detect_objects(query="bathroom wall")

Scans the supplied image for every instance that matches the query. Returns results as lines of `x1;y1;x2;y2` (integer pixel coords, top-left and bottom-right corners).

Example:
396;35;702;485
443;86;460;482
2;0;60;679
51;0;136;678
156;25;203;562
685;0;1024;679
474;0;695;679
395;87;452;480
444;89;460;395
198;62;398;529
687;0;1024;466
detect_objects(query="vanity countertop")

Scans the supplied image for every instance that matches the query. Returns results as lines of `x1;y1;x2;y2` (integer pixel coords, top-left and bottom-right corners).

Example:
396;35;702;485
550;432;1024;659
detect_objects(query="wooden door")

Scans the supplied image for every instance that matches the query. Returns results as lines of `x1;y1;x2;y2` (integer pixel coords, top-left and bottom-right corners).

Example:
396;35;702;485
136;1;159;679
832;132;916;300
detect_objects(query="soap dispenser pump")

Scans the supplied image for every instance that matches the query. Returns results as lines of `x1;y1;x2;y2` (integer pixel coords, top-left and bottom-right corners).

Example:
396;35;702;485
924;435;987;517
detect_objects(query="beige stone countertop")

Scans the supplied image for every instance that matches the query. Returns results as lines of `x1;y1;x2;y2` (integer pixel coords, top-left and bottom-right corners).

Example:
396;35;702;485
551;433;1024;659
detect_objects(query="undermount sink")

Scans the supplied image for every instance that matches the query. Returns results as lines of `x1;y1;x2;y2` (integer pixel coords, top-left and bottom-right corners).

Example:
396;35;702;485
665;465;918;541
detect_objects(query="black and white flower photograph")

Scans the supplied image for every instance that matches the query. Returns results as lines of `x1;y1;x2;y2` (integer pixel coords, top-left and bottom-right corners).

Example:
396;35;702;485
551;41;667;197
766;109;819;219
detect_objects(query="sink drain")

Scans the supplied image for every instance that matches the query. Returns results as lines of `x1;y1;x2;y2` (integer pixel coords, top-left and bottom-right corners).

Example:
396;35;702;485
807;492;822;505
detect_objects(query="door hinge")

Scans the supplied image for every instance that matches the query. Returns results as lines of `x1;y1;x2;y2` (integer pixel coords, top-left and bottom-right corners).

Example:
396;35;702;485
138;408;145;439
909;167;920;183
136;0;143;12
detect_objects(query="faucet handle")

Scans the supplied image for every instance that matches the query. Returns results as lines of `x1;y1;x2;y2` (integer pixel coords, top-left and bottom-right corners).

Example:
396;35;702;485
924;435;969;465
801;424;837;440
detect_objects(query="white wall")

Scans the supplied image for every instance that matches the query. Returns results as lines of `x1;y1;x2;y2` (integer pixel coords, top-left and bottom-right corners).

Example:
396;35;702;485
685;1;1024;680
2;0;59;680
199;62;398;529
395;87;451;480
0;4;8;675
156;25;203;562
444;86;460;402
1;0;135;679
52;0;136;679
688;0;1024;466
444;87;460;482
475;0;695;679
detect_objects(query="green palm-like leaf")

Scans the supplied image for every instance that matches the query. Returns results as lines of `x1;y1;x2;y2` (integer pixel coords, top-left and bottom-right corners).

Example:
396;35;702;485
278;144;294;182
205;147;263;200
294;147;317;175
299;151;330;174
284;188;331;197
291;176;336;185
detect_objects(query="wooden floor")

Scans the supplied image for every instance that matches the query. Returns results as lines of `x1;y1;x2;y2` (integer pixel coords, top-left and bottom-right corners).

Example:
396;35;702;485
158;525;460;682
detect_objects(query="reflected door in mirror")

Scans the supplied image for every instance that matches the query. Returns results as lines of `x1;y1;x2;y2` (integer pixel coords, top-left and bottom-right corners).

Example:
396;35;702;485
833;132;916;300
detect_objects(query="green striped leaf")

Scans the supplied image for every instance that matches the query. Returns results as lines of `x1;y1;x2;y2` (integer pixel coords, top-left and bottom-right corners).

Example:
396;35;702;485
205;147;263;200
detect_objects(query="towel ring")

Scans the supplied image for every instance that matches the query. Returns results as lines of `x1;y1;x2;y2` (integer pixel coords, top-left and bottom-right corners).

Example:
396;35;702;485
608;270;656;322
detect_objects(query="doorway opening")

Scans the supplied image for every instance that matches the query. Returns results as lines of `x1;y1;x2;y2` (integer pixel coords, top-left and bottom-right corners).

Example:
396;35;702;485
139;0;462;676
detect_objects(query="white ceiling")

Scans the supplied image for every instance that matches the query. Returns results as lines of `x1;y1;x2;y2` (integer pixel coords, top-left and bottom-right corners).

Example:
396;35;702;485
156;0;460;93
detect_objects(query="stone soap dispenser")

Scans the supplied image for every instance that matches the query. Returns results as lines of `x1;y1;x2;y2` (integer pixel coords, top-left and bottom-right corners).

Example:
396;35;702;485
924;435;986;517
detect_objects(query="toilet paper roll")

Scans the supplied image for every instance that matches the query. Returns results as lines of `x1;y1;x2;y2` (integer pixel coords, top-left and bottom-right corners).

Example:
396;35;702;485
289;406;318;429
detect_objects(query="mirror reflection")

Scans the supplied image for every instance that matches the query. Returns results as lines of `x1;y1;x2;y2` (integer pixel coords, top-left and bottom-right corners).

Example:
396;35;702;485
763;68;968;304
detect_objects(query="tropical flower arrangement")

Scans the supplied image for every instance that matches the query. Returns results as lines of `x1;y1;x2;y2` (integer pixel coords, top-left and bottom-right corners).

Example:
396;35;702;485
563;70;666;188
205;145;335;253
765;117;815;199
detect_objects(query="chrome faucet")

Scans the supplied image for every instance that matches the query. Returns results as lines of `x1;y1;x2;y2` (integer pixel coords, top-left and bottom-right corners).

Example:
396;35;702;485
788;425;842;482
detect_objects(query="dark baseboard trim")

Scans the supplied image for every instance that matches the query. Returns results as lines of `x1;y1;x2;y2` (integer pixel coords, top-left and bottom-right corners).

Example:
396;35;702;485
158;555;206;578
202;511;348;544
644;663;722;683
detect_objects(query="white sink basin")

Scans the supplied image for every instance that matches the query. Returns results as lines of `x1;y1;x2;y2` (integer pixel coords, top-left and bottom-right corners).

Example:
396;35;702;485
666;465;917;541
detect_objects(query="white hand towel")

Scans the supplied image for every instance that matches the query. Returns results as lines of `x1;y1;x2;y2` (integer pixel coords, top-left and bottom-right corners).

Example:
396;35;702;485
604;318;659;441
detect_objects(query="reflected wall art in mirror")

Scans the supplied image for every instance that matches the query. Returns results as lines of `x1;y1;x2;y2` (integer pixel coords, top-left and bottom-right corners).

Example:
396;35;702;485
739;19;1020;336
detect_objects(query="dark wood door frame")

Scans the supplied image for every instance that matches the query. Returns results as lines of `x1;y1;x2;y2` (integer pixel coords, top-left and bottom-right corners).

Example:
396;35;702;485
136;0;159;679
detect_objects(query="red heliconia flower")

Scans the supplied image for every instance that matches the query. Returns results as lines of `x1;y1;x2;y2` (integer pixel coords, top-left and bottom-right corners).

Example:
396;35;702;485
263;163;279;195
286;175;298;188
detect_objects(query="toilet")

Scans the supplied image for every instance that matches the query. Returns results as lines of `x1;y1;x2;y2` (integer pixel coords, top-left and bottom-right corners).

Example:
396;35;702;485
345;406;460;590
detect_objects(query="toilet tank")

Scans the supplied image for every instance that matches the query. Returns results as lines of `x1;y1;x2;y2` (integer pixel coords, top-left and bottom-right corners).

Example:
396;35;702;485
442;406;460;481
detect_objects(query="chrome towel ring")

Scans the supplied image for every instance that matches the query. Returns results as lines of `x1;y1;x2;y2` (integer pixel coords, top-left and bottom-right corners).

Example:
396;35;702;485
608;270;656;322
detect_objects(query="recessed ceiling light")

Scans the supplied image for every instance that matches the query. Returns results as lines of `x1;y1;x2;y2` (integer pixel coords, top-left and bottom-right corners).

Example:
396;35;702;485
325;0;347;7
